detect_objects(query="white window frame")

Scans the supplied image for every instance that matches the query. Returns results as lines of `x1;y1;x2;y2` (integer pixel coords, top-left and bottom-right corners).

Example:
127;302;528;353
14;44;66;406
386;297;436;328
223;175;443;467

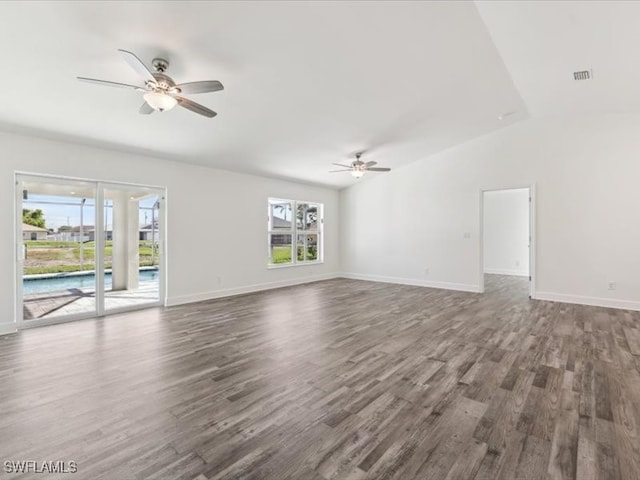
267;197;323;267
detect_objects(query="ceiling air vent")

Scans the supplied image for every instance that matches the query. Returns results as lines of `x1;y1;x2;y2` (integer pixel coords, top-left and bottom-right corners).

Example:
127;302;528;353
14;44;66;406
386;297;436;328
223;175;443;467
573;70;591;81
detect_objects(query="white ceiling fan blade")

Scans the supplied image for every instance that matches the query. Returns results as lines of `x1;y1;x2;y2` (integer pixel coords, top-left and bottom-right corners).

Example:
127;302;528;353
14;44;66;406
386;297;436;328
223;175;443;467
366;167;391;172
175;96;217;118
139;102;154;115
332;163;352;168
175;80;224;94
118;49;156;84
77;77;145;91
364;161;377;167
329;169;352;173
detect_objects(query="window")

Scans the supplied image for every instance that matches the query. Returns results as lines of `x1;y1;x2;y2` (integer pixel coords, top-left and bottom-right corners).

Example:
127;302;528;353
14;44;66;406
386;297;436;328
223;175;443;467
268;198;323;266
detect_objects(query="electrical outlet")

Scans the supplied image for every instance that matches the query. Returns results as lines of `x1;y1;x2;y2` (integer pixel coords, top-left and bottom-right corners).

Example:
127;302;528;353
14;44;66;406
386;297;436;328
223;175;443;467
424;268;430;275
515;260;520;267
608;282;616;291
463;232;471;239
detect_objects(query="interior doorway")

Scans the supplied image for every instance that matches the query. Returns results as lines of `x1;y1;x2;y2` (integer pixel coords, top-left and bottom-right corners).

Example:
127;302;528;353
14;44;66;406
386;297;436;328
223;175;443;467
480;186;534;298
16;173;165;328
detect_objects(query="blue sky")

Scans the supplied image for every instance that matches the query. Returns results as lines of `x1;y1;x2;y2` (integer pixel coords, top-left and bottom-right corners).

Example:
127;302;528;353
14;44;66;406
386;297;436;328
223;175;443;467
23;194;159;230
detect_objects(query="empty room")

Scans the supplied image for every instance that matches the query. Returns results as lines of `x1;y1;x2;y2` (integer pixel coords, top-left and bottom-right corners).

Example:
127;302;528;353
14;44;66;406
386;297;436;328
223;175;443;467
1;1;639;479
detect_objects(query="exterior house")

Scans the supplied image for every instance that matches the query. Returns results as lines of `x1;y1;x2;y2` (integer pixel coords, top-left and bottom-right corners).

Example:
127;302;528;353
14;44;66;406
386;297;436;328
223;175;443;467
53;224;156;242
53;226;112;242
272;217;292;229
271;217;292;246
139;223;159;241
22;223;48;241
61;225;95;242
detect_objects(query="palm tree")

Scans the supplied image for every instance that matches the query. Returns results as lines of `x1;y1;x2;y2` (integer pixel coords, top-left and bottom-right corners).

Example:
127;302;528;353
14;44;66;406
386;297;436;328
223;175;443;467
273;202;290;222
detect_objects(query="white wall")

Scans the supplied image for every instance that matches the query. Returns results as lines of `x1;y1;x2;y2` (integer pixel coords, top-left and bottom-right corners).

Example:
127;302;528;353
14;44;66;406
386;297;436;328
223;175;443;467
483;188;529;276
4;112;640;336
0;131;340;334
340;113;640;310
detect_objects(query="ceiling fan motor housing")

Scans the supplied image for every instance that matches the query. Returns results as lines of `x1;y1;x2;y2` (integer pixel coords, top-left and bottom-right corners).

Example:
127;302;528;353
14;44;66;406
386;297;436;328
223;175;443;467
152;58;169;73
150;72;177;92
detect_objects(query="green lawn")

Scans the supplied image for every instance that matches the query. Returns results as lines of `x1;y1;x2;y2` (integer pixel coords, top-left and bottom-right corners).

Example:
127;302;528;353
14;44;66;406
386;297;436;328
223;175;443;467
24;240;158;275
24;240;76;248
298;246;318;261
25;241;315;274
272;245;318;264
272;246;292;264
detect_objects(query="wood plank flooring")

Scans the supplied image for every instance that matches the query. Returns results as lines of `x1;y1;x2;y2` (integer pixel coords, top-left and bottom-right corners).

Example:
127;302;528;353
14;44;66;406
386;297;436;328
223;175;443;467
1;275;639;479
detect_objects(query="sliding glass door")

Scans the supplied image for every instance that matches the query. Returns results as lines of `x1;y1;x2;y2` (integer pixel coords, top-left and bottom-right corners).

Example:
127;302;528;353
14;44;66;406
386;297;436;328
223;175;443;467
18;176;98;322
102;184;162;313
16;174;165;327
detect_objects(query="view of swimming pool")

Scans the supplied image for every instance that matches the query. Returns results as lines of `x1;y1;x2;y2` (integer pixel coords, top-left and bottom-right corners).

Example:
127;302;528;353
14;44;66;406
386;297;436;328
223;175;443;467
23;270;159;295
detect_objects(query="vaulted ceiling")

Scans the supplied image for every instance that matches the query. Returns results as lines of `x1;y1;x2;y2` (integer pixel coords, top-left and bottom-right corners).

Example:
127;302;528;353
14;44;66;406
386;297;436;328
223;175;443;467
475;0;640;117
0;1;632;188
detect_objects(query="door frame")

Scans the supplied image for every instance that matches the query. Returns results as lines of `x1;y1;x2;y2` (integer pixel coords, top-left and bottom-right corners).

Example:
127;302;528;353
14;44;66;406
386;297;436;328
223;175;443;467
478;184;536;298
15;172;167;330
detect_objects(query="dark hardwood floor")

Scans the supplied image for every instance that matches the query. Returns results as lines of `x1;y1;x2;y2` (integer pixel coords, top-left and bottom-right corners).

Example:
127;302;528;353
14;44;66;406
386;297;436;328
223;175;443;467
1;275;639;480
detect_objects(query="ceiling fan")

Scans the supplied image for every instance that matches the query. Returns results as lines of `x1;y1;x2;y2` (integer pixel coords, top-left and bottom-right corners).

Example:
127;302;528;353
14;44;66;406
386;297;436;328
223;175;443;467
77;49;223;118
330;152;391;178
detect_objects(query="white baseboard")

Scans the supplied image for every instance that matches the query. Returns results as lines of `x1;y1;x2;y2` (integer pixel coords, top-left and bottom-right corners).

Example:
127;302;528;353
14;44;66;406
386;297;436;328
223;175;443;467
484;268;529;277
339;272;482;293
166;273;341;306
534;291;640;311
0;323;17;336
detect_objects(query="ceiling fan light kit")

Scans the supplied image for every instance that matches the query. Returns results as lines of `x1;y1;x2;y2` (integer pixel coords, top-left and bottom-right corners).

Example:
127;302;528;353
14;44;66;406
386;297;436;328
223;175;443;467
77;49;223;118
143;91;177;112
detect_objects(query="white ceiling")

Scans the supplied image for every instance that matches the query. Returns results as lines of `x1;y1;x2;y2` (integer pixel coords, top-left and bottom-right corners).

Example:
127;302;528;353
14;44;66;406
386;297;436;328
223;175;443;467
476;0;640;117
0;2;551;188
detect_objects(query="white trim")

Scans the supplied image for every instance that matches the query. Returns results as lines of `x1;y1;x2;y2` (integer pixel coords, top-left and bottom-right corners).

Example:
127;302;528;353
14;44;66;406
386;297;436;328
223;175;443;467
19;297;164;330
0;323;17;336
14;174;23;329
530;184;537;298
339;272;482;293
19;311;100;330
478;189;484;293
534;292;640;312
484;268;529;277
267;261;324;270
166;273;340;306
159;192;167;307
95;183;105;316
